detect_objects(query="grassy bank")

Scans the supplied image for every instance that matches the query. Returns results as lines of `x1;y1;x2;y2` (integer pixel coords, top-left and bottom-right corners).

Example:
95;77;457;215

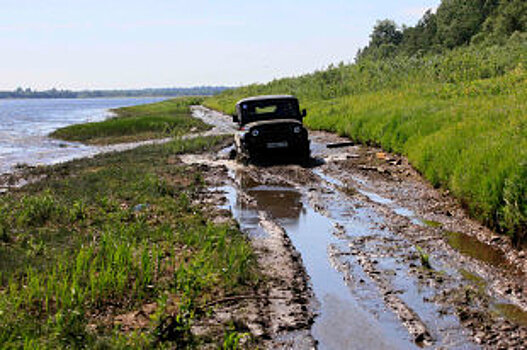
51;97;210;145
0;102;258;347
206;42;527;245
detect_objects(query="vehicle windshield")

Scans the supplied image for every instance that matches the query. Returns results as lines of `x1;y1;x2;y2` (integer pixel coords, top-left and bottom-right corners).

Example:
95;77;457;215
240;99;300;124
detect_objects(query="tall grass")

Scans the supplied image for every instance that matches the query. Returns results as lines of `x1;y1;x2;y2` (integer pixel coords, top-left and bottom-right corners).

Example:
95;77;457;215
0;134;257;345
51;97;209;145
206;41;527;244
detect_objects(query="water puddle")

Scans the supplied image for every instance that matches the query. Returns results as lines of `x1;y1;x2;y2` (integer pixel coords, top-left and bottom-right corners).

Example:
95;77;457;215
315;169;424;226
493;303;527;327
459;269;487;291
358;189;394;205
216;185;269;238
445;231;509;268
280;206;413;349
309;169;476;348
247;186;304;221
223;169;415;349
393;207;425;226
206;144;481;348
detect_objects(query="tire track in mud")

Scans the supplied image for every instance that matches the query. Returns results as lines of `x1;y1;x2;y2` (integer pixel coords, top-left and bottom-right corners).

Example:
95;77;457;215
185;106;527;349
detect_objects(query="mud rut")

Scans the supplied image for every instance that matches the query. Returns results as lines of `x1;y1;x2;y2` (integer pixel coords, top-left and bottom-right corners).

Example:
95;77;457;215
185;106;527;349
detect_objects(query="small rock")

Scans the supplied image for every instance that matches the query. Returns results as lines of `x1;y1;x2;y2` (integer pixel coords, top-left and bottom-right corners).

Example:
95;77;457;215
474;331;486;344
414;332;431;345
133;203;149;212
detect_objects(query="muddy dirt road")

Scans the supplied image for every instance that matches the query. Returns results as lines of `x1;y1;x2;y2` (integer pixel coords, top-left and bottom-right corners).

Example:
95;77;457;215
186;106;527;349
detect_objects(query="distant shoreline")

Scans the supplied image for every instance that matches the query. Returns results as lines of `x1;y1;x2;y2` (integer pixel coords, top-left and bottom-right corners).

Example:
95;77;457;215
0;86;231;100
0;95;202;100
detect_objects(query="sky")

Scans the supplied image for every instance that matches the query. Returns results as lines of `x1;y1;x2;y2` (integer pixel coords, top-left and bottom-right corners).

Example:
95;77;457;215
0;0;440;90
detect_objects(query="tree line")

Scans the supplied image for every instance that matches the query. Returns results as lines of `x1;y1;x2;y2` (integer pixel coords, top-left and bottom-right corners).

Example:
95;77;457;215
0;86;230;99
357;0;526;60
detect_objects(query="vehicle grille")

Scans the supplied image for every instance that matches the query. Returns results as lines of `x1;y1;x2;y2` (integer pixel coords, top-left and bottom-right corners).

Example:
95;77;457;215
257;123;295;140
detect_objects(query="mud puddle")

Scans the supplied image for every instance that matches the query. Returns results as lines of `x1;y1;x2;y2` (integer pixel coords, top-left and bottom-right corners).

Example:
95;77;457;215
221;169;416;349
309;169;478;348
445;231;510;269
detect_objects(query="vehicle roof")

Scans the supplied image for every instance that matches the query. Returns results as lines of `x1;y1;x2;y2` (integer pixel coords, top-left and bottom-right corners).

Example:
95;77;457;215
235;95;297;106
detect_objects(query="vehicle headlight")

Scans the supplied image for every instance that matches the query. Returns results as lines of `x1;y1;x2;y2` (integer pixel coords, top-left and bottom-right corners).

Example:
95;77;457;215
293;126;302;134
251;129;259;137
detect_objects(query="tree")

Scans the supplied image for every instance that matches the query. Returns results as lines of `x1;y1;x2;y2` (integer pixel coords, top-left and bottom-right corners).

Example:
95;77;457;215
401;9;440;55
357;19;403;60
435;0;491;48
370;19;403;48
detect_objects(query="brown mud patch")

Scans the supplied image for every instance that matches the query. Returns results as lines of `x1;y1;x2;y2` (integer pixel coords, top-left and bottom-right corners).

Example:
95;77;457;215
189;161;316;348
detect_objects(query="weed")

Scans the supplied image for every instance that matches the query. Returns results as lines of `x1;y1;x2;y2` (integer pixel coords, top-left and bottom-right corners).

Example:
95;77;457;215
416;246;432;269
223;328;250;350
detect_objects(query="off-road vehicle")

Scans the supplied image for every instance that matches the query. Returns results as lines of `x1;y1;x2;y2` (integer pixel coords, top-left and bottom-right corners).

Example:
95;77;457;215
232;95;310;163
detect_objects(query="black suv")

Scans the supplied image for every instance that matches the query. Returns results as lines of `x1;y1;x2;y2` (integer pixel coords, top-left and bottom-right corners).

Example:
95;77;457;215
232;95;310;163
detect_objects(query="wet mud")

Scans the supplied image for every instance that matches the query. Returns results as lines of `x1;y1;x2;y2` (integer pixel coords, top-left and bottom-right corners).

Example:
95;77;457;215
183;107;527;349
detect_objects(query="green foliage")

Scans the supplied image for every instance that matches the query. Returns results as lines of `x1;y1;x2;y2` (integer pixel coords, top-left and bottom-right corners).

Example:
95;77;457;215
358;0;526;59
477;0;527;44
223;327;250;350
50;97;209;145
358;20;403;59
435;0;490;48
501;163;527;246
17;190;61;227
416;246;432;269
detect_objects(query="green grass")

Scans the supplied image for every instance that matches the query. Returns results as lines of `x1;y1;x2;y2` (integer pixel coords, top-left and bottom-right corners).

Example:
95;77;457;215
50;97;210;145
1;108;258;347
205;41;527;245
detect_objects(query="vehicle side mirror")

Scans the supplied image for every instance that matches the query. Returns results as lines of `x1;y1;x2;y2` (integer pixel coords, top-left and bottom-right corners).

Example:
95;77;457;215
232;113;239;123
301;109;307;118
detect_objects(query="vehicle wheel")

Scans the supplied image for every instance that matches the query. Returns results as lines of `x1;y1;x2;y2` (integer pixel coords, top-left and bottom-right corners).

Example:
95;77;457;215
228;148;237;160
300;148;311;166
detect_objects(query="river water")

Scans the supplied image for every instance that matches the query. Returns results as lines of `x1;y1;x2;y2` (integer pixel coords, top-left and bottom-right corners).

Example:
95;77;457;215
0;97;167;174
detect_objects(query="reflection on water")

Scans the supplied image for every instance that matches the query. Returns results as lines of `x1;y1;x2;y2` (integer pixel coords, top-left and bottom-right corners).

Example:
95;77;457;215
446;231;509;268
493;303;527;327
247;186;303;220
